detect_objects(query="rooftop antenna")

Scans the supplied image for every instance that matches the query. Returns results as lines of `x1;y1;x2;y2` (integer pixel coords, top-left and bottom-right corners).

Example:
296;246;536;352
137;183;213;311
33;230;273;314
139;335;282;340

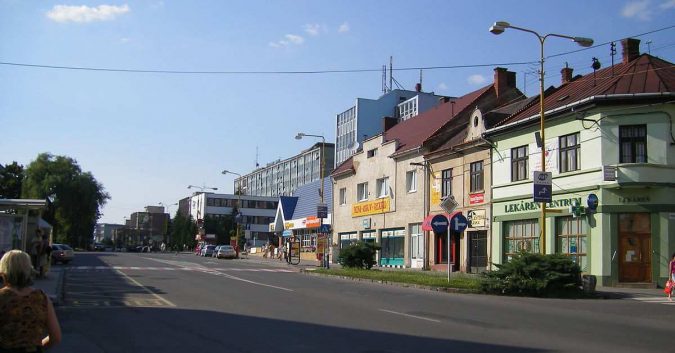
646;40;652;54
591;57;602;86
255;146;259;168
419;69;423;90
382;65;387;94
389;56;393;93
610;42;616;77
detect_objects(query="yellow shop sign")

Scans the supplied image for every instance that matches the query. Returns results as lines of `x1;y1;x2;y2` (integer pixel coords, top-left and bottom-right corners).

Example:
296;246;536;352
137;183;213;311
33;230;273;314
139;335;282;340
352;198;391;217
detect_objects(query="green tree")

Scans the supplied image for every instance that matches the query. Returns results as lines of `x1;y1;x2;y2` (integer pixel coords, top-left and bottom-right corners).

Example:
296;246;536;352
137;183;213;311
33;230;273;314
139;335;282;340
21;153;110;248
0;161;25;199
170;211;197;250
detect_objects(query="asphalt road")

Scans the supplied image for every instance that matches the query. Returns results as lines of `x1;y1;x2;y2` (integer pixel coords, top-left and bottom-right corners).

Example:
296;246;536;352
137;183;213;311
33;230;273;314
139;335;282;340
51;252;674;353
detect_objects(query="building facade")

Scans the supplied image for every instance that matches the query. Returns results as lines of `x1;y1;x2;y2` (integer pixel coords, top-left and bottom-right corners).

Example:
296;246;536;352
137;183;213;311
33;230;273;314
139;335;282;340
94;223;124;243
485;39;675;286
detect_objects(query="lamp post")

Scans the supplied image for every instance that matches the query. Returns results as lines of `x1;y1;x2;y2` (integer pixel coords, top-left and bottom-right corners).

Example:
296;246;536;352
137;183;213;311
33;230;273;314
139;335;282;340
489;21;593;254
222;170;243;251
295;132;328;268
187;184;217;245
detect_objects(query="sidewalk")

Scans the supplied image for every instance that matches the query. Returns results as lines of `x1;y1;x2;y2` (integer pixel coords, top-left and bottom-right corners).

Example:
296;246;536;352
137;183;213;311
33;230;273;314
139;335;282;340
32;266;65;306
594;286;667;299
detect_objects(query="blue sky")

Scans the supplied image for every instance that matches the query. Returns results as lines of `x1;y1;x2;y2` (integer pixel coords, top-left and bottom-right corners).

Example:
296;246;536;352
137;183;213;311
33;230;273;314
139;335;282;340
1;0;674;224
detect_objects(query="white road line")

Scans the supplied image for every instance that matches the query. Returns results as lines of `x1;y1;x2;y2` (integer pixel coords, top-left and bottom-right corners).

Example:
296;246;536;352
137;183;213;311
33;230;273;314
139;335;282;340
194;268;294;292
378;309;441;323
114;269;176;307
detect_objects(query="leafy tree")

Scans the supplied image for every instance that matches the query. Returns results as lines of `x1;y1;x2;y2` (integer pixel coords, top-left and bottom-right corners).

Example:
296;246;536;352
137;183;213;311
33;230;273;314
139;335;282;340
21;153;110;248
170;211;197;250
0;161;25;199
204;214;235;245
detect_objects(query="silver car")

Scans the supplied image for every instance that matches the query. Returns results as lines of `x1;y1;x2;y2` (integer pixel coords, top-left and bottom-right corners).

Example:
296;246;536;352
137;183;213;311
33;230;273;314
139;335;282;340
51;243;74;264
201;245;216;257
215;245;237;259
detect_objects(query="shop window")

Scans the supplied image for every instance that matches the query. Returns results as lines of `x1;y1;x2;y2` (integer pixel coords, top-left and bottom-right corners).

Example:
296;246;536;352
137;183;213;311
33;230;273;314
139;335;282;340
339;232;357;249
503;219;539;261
559;133;580;172
556;216;588;272
511;145;528;181
470;161;484;192
620;125;647;163
381;229;405;264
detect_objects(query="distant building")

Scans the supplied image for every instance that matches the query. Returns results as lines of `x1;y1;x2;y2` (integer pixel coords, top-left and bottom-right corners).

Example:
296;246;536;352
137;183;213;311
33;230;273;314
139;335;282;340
234;142;334;198
187;192;278;244
93;223;124;243
335;88;448;167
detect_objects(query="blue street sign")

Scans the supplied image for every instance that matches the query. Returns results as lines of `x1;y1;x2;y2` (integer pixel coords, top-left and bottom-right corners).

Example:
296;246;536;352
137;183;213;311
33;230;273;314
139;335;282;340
319;224;331;233
533;184;552;203
450;213;468;233
430;214;448;233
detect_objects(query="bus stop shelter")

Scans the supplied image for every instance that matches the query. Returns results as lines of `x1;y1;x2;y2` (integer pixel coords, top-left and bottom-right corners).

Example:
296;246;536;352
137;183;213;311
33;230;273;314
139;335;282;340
0;199;50;253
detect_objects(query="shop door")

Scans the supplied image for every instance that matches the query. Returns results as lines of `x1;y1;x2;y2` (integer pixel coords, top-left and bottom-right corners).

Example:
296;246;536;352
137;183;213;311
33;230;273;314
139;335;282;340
618;213;652;283
469;231;487;273
435;232;459;271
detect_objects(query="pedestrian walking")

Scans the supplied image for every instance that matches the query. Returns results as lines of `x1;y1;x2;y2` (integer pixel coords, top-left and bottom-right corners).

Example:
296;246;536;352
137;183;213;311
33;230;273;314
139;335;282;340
667;253;675;301
0;250;62;351
29;229;43;274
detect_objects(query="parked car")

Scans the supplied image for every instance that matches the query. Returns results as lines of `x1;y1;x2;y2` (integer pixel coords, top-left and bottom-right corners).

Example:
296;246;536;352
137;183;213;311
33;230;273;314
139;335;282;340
200;245;216;257
194;243;204;255
215;245;237;259
51;244;74;264
93;243;105;251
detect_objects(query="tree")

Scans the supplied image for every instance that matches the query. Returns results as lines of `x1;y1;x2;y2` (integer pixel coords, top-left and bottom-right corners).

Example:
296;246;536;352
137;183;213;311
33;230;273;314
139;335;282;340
170;211;197;250
21;153;110;248
0;162;25;199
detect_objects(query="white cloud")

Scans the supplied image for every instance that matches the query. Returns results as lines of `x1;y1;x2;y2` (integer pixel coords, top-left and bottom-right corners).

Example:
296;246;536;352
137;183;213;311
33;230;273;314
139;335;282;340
338;22;350;33
304;24;321;36
467;74;487;86
437;82;448;91
120;37;131;44
622;0;652;21
660;0;675;9
269;34;305;48
47;4;130;23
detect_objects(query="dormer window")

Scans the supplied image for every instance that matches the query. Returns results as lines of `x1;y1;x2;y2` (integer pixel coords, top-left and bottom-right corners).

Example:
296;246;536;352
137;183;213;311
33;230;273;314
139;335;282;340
367;148;378;158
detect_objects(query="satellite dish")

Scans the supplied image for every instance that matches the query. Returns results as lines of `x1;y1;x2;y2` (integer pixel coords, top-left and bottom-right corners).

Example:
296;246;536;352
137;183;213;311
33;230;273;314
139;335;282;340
348;141;360;150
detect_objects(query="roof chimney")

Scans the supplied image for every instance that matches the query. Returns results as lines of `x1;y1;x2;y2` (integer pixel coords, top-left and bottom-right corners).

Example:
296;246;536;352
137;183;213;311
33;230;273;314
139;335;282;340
494;67;516;99
382;116;398;132
561;65;574;84
415;83;422;92
621;38;641;64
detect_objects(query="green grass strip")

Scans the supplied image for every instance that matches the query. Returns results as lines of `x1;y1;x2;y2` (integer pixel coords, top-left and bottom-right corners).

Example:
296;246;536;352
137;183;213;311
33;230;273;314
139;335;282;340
313;268;482;291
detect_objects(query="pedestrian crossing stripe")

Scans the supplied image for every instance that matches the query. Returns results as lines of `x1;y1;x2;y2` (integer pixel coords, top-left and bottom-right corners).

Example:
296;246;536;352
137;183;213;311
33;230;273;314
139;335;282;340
68;266;294;273
628;297;675;305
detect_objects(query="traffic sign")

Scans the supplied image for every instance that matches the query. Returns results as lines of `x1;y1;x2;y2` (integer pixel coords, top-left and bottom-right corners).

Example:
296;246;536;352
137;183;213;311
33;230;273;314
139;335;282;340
318;224;331;233
533;171;552;203
317;204;328;218
450;213;468;233
439;195;458;214
430;214;448;233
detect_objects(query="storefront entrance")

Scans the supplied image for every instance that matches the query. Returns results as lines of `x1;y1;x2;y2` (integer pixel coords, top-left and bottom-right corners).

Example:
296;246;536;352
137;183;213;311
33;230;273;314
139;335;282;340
435;231;459;271
468;231;487;273
618;213;652;283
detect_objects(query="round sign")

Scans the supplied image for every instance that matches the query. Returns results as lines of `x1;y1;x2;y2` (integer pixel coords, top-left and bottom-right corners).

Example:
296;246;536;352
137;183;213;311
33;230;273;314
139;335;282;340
587;193;599;210
430;214;448;233
450;213;469;233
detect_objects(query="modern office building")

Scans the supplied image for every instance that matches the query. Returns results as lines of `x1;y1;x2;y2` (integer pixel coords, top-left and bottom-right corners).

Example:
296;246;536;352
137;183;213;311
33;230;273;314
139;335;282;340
93;223;124;243
234;142;334;198
335;88;448;167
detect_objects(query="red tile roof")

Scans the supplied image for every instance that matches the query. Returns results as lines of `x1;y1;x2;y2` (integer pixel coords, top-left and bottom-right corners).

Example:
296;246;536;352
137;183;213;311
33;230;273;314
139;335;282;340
495;54;675;127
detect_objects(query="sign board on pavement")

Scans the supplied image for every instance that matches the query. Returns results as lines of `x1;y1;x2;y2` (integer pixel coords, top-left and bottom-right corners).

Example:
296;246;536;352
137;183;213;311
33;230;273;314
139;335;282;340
450;214;468;233
430;214;449;233
439;196;458;214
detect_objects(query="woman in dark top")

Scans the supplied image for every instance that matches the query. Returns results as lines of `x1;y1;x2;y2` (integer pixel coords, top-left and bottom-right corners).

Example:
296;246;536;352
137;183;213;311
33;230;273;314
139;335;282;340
0;250;61;352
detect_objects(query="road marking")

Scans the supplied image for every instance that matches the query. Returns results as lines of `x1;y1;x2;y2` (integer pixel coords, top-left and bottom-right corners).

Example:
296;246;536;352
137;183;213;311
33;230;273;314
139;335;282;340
378;309;441;323
193;268;294;292
67;266;294;272
114;269;176;307
629;297;675;305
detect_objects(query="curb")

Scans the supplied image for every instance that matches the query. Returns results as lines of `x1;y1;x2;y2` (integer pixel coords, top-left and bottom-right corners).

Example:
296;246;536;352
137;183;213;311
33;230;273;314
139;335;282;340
51;268;65;306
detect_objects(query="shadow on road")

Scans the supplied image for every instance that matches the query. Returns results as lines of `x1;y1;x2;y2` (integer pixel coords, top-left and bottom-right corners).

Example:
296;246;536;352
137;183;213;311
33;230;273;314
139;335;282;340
53;305;550;353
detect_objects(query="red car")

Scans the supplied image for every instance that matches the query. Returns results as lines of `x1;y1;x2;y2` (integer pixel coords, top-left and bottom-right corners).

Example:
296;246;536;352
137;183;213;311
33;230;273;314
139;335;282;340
194;243;204;255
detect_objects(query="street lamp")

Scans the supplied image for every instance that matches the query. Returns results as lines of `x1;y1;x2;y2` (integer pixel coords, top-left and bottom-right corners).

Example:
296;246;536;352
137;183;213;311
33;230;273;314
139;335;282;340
222;170;243;251
159;202;178;247
295;132;328;268
489;21;593;254
187;184;218;192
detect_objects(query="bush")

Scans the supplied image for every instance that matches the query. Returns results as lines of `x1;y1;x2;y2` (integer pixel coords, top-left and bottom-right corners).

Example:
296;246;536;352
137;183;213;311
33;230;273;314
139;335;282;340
480;252;583;297
338;241;380;269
